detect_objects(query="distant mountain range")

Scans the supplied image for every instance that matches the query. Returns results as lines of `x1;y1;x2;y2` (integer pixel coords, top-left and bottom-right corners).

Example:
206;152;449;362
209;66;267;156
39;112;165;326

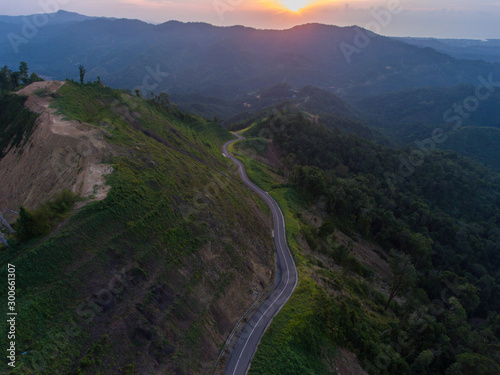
396;37;500;63
2;11;500;170
0;10;98;25
2;10;500;102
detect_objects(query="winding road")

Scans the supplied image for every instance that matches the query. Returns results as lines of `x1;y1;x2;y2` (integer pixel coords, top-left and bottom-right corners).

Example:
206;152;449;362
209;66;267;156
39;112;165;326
222;134;298;375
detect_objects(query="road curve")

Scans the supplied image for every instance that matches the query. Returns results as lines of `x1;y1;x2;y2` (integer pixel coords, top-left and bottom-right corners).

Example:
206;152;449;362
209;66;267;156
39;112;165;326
222;134;298;375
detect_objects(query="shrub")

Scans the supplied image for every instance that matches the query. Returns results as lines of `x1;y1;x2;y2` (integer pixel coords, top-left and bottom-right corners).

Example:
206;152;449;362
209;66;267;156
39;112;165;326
14;190;77;241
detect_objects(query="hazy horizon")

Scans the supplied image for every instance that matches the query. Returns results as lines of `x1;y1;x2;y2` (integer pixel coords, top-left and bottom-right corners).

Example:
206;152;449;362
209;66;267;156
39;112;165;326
1;0;500;39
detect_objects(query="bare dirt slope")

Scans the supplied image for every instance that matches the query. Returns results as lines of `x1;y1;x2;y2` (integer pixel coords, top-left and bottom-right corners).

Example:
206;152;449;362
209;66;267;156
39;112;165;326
0;81;113;214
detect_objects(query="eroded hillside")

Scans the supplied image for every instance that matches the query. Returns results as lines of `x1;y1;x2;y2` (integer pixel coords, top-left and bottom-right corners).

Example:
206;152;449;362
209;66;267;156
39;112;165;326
0;81;113;213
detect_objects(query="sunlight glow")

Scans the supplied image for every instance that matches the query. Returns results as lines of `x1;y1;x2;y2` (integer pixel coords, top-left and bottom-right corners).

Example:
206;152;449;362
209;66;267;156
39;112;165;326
278;0;312;12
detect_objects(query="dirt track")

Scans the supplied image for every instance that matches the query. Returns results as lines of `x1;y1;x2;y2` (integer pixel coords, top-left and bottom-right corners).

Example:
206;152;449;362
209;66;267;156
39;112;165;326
0;81;113;216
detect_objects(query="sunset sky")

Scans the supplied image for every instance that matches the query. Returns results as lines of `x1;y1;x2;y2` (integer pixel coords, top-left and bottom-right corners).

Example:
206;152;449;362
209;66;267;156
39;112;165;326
2;0;500;39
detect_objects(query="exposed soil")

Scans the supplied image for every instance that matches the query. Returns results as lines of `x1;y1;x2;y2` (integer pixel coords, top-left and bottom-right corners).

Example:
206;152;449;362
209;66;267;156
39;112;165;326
330;348;369;375
264;141;282;168
0;81;113;214
336;231;391;282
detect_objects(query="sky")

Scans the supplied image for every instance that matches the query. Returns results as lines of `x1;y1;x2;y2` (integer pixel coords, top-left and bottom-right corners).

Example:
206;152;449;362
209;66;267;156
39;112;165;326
2;0;500;39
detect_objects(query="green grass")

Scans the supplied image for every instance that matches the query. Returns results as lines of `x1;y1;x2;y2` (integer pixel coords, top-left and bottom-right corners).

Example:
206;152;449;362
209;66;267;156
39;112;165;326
233;139;303;259
246;197;333;373
232;139;281;192
232;139;335;374
248;279;334;375
268;188;303;257
0;82;274;374
13;190;77;242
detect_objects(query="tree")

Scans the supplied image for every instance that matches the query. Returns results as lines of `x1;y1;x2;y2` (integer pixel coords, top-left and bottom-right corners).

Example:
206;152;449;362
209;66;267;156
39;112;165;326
15;207;36;241
385;250;417;310
412;349;434;374
448;353;500;375
282;153;297;182
457;282;480;315
152;92;169;110
78;65;86;84
406;231;434;269
318;218;335;239
445;297;467;330
29;72;43;83
357;214;371;236
0;63;43;91
292;165;326;199
19;61;29;84
10;71;20;89
134;88;141;97
0;65;12;91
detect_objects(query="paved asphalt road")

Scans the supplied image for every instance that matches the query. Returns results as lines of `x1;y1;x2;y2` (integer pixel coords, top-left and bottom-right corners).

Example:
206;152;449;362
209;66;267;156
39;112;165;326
222;134;298;375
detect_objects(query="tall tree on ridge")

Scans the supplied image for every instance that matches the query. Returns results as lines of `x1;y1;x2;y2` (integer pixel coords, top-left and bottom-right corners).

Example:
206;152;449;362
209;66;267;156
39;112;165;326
79;65;86;84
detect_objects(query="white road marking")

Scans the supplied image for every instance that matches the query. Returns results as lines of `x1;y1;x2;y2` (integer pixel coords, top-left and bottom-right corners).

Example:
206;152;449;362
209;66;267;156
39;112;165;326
222;137;298;375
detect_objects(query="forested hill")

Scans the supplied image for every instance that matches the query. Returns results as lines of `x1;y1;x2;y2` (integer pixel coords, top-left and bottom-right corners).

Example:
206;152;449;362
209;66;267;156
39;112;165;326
240;111;500;374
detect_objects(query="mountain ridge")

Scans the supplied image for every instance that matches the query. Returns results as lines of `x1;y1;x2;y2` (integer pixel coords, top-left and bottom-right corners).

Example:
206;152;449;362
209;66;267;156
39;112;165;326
2;12;499;103
0;80;276;374
0;10;98;25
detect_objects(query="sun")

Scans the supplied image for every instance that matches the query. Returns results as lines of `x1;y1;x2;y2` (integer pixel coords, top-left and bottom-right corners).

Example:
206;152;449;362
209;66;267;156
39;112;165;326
279;0;311;12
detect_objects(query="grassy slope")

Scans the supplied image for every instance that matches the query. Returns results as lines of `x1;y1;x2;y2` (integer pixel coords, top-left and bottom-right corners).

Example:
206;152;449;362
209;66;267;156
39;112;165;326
0;82;275;374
